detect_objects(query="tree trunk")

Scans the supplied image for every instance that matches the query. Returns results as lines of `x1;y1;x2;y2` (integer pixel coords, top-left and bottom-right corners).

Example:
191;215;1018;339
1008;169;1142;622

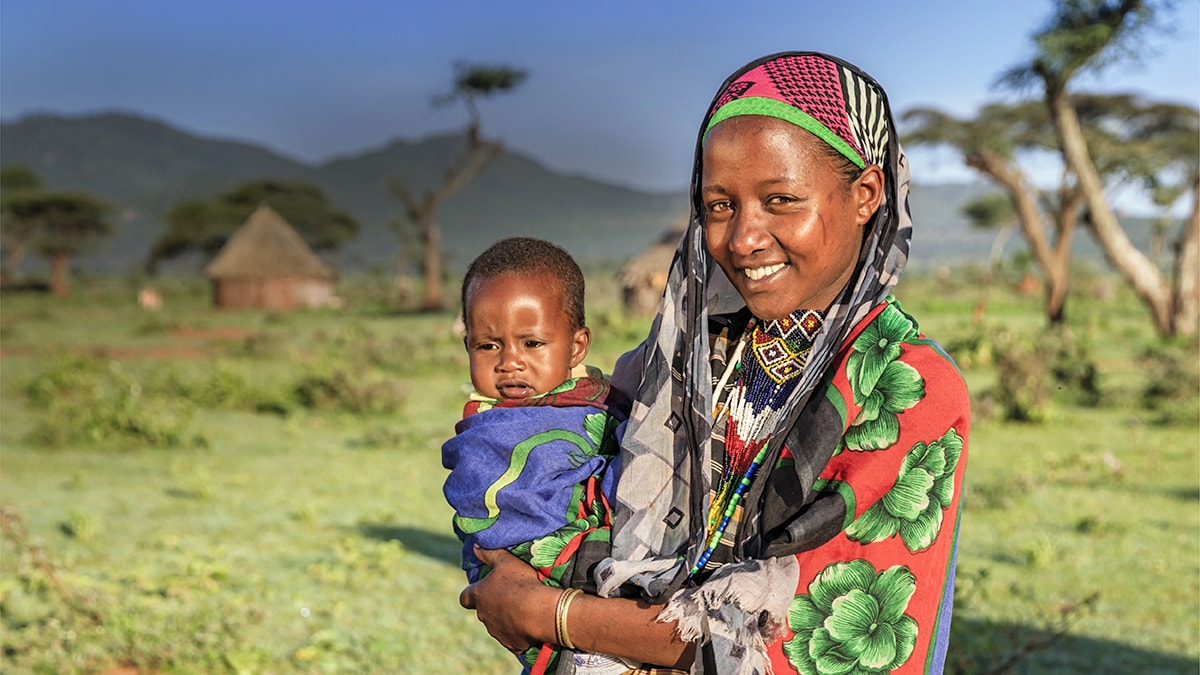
392;138;501;314
1044;194;1082;326
1;241;23;287
49;254;70;297
419;212;445;312
971;150;1073;325
1169;183;1200;336
1049;90;1177;335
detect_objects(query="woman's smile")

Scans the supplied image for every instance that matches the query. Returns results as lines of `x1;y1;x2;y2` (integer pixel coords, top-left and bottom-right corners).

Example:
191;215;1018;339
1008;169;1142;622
743;262;787;281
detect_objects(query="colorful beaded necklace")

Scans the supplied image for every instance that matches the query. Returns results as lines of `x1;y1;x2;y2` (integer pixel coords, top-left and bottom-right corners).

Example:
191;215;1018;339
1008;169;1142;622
691;308;824;575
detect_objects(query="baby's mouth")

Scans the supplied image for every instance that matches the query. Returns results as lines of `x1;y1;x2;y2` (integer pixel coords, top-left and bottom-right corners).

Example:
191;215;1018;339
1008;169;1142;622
497;381;535;399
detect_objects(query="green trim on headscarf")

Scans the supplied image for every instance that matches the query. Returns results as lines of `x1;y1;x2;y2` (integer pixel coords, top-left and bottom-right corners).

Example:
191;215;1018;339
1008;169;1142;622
705;97;866;169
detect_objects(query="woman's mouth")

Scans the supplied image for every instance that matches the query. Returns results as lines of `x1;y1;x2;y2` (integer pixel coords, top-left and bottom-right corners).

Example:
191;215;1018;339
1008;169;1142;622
743;262;786;281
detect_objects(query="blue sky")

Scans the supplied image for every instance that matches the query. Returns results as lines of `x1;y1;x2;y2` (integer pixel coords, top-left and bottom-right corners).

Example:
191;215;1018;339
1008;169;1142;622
3;0;1198;192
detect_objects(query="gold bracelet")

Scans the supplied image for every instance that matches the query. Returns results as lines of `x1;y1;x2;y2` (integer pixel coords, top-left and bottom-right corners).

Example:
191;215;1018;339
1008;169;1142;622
554;587;583;650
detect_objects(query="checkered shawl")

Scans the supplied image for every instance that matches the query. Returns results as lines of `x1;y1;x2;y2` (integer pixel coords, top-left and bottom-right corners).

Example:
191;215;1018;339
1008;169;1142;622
592;53;913;674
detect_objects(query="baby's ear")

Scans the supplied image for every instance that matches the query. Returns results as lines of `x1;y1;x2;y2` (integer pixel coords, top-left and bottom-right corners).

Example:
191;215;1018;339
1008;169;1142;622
570;327;591;367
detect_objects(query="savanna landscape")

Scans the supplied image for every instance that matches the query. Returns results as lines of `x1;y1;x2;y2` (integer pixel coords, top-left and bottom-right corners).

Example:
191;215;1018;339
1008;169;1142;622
0;265;1197;674
2;3;1198;672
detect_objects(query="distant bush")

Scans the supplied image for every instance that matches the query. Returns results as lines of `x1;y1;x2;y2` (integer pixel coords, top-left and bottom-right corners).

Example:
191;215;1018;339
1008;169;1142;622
1138;339;1200;425
292;366;407;416
151;361;294;415
22;354;207;449
978;325;1102;422
311;321;464;376
1044;327;1102;407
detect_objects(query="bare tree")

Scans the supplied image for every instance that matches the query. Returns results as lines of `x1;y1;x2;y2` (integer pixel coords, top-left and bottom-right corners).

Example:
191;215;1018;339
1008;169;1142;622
391;63;527;311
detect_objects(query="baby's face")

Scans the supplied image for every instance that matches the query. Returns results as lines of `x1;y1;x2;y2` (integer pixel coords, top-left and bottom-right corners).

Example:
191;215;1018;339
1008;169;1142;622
463;272;590;400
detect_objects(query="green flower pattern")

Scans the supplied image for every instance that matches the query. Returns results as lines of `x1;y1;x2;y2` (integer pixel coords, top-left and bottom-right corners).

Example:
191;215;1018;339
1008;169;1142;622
521;507;605;570
845;428;964;552
844;305;925;452
784;560;919;674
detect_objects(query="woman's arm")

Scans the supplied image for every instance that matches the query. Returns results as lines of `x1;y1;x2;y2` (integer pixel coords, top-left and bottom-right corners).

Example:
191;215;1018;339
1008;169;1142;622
459;545;695;668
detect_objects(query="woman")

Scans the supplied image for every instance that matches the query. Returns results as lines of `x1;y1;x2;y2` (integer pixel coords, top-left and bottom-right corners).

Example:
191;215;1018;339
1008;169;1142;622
461;51;970;675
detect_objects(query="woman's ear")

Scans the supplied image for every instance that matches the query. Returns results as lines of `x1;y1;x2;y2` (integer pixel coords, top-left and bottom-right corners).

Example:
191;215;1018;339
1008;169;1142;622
570;327;591;368
854;165;885;226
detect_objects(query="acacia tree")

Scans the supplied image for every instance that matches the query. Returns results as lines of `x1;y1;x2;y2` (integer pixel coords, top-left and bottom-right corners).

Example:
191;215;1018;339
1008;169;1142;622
0;165;44;285
4;190;113;296
1002;0;1199;336
149;179;359;273
391;63;527;311
903;93;1190;326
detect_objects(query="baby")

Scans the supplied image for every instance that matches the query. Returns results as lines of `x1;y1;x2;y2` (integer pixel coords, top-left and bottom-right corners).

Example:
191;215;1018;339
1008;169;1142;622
441;237;628;673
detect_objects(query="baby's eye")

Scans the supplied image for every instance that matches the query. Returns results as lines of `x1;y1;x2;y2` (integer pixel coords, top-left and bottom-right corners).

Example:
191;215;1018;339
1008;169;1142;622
524;340;544;349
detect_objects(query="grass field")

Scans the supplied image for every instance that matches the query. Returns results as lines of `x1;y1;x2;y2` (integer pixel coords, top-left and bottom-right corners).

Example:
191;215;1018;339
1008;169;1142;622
1;270;1197;674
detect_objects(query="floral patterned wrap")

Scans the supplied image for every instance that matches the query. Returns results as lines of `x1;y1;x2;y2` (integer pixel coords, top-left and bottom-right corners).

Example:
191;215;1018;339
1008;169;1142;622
594;52;970;675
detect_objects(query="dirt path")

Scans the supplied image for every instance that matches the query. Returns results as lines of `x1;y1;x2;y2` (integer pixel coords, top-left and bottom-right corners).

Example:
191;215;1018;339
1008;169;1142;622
0;326;258;360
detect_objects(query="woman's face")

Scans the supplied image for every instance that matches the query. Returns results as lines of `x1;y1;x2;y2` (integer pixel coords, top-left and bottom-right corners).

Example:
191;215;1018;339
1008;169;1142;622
701;115;883;320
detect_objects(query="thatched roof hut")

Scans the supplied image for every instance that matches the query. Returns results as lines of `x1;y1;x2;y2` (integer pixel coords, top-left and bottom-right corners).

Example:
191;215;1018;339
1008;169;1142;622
205;205;337;310
617;215;688;316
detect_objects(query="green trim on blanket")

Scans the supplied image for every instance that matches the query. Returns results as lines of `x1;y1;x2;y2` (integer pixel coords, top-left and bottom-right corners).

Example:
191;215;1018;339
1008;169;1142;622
452;428;593;534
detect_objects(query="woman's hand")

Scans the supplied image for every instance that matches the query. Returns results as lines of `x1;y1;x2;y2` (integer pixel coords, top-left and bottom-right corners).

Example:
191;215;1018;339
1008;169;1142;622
458;545;558;654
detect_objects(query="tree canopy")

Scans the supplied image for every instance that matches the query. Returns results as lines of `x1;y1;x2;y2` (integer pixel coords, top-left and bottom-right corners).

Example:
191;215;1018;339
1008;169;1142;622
1;178;113;294
905;0;1197;336
149;179;359;272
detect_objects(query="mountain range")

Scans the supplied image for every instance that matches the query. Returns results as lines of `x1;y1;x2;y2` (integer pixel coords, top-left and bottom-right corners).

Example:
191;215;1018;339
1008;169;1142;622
1;111;1055;276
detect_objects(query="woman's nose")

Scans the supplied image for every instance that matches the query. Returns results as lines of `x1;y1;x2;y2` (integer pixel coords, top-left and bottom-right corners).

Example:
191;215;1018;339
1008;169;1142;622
727;206;771;256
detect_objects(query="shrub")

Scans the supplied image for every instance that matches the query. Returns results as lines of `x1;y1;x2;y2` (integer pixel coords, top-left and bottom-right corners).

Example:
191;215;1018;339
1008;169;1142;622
984;326;1103;422
292;366;407;416
23;356;207;449
1044;327;1102;407
151;361;294;415
21;352;108;409
1138;339;1200;425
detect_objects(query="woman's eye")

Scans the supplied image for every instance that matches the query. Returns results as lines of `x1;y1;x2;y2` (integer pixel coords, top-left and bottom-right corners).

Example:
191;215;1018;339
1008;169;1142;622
767;195;796;206
706;200;733;214
474;343;497;351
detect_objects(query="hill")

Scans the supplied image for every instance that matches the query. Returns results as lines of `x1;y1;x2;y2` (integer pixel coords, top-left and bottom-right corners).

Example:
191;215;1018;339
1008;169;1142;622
1;112;687;275
2;110;1158;276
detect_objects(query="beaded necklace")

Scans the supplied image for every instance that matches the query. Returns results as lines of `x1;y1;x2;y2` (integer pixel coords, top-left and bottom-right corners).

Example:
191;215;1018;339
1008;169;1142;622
691;308;824;576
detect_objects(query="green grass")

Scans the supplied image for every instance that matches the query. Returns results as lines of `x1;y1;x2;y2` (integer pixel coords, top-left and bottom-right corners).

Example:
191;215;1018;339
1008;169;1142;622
1;273;1197;674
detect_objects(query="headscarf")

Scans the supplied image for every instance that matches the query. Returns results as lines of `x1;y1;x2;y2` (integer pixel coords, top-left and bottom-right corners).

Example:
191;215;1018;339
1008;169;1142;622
594;52;914;674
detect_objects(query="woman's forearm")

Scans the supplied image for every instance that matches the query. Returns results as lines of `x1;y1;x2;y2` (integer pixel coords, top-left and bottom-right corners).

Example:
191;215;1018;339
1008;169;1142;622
565;593;694;668
463;547;694;668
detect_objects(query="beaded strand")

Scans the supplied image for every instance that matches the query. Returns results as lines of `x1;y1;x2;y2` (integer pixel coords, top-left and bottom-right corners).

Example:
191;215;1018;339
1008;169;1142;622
690;309;823;578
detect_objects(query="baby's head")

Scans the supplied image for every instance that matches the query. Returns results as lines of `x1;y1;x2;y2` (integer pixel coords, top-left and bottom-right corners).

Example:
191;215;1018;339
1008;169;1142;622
460;237;590;400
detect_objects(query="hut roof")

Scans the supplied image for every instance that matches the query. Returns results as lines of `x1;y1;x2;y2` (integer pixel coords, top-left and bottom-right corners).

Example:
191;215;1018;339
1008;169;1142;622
206;205;333;280
617;215;688;284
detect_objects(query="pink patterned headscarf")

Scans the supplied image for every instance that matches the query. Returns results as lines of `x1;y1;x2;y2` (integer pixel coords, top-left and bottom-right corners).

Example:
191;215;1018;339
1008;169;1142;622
703;53;890;170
